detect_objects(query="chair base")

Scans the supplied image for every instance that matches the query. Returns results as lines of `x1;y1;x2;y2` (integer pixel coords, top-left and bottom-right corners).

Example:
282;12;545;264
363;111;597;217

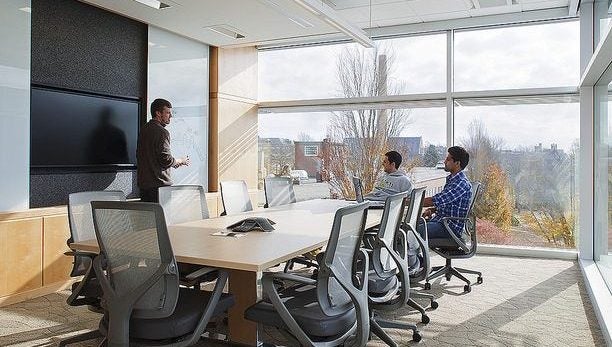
58;329;102;346
407;288;438;324
425;258;483;293
370;314;421;345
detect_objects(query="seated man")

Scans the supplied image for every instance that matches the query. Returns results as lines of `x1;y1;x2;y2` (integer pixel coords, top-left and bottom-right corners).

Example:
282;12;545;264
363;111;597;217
364;150;414;201
418;146;472;240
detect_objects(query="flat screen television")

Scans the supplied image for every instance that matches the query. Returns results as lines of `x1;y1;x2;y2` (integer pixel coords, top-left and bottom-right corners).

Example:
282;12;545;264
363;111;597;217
30;87;140;168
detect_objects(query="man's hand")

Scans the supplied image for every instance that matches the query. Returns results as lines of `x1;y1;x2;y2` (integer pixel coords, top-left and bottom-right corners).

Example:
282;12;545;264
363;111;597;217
422;207;435;219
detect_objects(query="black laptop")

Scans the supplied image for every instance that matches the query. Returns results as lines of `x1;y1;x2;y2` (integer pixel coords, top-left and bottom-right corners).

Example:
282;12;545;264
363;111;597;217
352;176;385;209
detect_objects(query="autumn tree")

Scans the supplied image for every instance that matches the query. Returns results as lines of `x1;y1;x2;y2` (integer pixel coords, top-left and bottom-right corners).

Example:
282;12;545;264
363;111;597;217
474;163;513;231
460;120;514;237
320;45;413;198
516;146;576;247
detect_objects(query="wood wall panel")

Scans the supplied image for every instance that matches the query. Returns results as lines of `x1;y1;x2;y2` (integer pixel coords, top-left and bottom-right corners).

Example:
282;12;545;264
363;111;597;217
0;218;43;296
43;215;72;285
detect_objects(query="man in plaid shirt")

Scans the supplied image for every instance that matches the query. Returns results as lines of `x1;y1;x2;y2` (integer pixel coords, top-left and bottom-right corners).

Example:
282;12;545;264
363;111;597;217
419;146;472;239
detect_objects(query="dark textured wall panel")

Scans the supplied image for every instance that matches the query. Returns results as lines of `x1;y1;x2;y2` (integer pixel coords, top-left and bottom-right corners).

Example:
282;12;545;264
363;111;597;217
30;171;138;208
31;0;147;97
30;0;147;207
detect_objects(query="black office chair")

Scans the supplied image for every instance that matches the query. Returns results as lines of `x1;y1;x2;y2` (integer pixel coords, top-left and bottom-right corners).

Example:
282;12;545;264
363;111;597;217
263;177;296;208
159;185;218;288
365;192;421;344
398;187;438;324
59;190;125;347
245;202;371;347
426;182;483;293
91;201;235;346
219;180;253;215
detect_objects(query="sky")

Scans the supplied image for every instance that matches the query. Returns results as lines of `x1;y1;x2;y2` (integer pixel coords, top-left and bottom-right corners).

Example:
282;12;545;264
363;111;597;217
257;20;581;152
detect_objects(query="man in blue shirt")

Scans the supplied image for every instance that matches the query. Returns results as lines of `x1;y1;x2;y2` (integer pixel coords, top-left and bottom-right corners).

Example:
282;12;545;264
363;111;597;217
418;146;473;240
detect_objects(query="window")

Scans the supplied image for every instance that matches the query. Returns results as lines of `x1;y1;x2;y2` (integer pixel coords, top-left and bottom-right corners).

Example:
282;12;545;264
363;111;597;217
454;100;579;250
454;21;579;91
258;107;445;199
258;33;446;101
304;145;318;156
594;79;612;291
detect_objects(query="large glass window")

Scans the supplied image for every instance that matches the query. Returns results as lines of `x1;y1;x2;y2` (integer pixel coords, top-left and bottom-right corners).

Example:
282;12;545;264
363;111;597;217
258;33;446;101
258;107;445;200
594;78;612;291
455;100;579;249
454;21;579;91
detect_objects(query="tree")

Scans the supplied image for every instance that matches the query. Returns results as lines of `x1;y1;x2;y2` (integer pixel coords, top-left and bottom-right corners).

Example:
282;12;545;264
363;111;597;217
516;146;576;247
460;120;513;236
423;144;441;167
297;132;314;141
268;141;294;176
475;163;513;231
319;45;414;198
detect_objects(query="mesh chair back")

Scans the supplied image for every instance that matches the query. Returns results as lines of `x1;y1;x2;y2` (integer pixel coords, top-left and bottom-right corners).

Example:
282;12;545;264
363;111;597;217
158;185;209;225
318;202;369;316
220;180;253;215
404;187;426;232
264;177;296;207
374;193;407;274
68;191;125;276
92;201;179;319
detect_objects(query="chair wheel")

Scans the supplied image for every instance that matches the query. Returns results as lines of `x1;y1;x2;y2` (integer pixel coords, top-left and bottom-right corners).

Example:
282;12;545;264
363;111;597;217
430;300;439;310
412;332;422;342
422;315;430;324
477;276;483;284
464;284;471;293
424;282;431;290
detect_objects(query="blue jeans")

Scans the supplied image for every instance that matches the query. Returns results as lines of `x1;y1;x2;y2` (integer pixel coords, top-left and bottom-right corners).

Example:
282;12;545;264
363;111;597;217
417;220;455;240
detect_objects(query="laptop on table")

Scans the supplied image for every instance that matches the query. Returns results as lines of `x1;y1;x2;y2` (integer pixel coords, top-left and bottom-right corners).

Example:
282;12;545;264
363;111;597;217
352;176;385;209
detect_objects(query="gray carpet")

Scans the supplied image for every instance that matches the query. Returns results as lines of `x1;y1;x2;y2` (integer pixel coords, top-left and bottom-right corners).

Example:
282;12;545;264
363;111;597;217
0;255;605;346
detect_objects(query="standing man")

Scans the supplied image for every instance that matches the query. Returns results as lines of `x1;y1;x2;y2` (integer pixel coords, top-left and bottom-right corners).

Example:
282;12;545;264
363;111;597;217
137;98;189;202
419;146;472;240
364;150;414;201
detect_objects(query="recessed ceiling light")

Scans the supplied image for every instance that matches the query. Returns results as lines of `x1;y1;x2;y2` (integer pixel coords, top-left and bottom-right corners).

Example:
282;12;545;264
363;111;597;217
206;25;246;39
18;7;31;13
133;0;171;10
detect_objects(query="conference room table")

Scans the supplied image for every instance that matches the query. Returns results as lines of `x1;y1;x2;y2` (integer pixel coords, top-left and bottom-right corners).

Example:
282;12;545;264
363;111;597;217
71;198;383;346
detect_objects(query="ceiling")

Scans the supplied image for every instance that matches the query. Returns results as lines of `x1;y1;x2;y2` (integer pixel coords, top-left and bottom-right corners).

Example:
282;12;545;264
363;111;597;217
80;0;573;48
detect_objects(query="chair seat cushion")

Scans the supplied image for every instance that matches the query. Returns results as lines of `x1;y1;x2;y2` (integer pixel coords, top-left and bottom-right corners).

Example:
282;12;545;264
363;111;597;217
245;284;356;338
129;287;234;341
367;270;398;295
429;237;462;249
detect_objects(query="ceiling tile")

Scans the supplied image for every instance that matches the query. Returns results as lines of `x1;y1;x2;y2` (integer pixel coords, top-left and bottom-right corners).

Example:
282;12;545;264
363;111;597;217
469;4;521;16
420;10;470;22
521;0;568;11
371;2;417;21
408;0;472;15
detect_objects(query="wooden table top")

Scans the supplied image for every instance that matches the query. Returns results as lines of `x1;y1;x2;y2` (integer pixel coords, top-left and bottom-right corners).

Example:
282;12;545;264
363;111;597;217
71;199;382;272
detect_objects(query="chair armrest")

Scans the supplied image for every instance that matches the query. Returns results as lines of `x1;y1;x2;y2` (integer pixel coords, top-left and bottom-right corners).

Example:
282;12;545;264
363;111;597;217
265;272;317;286
64;250;98;258
184;266;218;281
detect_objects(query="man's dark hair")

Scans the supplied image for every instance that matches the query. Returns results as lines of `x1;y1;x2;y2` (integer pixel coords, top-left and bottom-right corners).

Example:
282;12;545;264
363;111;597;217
385;151;402;169
151;98;172;118
448;146;469;170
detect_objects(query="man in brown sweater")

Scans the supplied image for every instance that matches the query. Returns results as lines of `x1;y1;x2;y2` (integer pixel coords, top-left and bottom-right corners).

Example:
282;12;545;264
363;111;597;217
137;98;189;202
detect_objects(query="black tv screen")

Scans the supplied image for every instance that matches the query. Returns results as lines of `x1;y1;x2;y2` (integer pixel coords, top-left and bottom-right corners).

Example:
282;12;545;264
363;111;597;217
30;87;139;168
